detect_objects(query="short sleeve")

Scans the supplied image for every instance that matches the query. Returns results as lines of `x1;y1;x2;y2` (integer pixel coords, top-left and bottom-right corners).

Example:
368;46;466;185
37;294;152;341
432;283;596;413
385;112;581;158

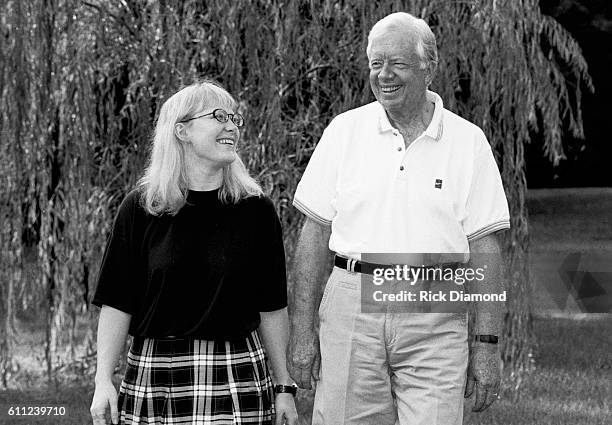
462;137;511;241
293;123;341;226
253;197;288;312
91;192;140;314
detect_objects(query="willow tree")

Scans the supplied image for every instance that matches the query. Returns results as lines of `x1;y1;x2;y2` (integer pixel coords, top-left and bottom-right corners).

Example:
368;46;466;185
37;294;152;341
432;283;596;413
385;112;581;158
0;0;591;394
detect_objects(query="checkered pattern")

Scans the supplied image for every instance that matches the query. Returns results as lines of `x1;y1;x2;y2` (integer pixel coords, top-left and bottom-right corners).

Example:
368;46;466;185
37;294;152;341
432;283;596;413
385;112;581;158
117;330;274;424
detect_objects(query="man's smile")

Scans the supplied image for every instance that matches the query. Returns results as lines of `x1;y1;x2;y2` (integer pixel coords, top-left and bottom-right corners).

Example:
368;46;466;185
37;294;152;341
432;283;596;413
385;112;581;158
380;85;402;94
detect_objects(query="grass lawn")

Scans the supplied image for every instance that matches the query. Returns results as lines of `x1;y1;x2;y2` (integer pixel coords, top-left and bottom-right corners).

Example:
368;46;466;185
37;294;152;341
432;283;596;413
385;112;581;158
1;318;609;424
527;188;612;317
1;188;611;424
462;317;612;425
526;188;612;253
0;384;93;424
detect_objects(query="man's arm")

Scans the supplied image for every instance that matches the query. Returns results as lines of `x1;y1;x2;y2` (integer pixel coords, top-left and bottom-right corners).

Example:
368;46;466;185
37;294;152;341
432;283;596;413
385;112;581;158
286;217;332;390
467;233;504;335
465;232;504;412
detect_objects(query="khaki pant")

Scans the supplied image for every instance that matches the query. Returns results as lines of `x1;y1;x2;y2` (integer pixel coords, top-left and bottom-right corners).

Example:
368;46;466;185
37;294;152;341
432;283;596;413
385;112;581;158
313;267;468;425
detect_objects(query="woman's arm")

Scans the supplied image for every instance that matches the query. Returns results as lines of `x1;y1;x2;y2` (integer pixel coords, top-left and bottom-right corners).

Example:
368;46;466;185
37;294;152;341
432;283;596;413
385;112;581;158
259;307;298;425
259;307;292;384
90;305;131;425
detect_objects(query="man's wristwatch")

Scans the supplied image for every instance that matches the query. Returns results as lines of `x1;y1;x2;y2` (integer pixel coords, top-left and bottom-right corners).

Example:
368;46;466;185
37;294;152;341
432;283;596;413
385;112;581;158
474;334;499;344
273;383;298;396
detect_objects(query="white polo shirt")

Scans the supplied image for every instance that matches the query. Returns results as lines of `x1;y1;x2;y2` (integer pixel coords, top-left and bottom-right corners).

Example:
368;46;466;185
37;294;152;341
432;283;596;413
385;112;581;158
293;90;510;259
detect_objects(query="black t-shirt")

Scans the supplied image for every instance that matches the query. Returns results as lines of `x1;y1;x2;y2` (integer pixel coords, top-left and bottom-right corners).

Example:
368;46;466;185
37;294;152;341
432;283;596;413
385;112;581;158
91;188;287;340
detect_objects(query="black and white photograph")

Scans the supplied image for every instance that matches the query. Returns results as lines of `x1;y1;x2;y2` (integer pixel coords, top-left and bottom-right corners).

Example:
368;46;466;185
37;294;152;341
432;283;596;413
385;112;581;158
0;1;610;424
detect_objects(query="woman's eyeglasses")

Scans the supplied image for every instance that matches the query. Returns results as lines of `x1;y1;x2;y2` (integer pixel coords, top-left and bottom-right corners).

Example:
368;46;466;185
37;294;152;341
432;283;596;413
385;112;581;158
179;109;245;127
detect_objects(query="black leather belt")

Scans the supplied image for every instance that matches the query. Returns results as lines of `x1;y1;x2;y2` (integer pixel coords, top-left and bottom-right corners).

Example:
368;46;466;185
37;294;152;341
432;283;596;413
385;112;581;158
334;255;460;275
334;255;390;275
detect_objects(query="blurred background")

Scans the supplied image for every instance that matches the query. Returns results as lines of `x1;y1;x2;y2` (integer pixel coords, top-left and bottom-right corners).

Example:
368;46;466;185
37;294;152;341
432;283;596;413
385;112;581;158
530;0;611;188
0;0;610;423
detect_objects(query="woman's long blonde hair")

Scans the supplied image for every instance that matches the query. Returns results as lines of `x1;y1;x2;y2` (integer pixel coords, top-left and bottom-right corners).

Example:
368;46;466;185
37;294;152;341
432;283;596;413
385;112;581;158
138;80;263;215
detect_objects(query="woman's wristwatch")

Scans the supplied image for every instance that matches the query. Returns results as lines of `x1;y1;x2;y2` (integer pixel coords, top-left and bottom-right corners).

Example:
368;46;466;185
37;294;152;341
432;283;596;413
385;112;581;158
273;383;298;396
474;334;499;344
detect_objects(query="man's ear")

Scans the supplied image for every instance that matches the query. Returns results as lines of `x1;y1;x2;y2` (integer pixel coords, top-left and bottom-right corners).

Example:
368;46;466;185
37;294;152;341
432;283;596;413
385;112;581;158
425;64;437;88
175;122;189;142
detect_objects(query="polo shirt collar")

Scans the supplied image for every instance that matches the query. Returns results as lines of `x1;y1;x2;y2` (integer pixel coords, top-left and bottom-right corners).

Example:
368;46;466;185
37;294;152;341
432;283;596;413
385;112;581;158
377;90;444;141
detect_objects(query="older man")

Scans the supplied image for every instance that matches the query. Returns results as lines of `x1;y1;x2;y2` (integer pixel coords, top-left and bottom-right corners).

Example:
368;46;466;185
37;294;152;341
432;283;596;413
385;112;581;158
287;12;510;425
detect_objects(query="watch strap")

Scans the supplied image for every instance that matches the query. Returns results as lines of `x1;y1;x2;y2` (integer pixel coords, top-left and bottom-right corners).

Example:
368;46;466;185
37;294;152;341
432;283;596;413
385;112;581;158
474;334;499;344
273;384;298;396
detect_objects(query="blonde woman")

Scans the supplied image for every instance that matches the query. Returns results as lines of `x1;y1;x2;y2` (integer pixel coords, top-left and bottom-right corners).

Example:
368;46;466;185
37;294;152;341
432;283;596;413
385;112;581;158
90;80;298;425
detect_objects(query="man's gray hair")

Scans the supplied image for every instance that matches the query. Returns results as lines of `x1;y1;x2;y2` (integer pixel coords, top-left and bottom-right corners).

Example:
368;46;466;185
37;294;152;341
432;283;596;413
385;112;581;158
367;12;438;78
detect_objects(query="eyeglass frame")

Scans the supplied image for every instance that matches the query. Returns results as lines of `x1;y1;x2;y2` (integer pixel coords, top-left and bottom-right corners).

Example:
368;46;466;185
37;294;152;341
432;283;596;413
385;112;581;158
178;108;245;127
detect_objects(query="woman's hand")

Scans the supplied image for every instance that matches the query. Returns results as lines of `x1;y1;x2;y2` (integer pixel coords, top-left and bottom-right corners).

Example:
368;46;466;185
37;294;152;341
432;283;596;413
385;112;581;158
90;379;119;424
274;393;298;425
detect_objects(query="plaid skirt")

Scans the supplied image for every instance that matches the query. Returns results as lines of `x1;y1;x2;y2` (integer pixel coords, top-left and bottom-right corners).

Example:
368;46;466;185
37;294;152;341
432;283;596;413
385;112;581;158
117;330;274;424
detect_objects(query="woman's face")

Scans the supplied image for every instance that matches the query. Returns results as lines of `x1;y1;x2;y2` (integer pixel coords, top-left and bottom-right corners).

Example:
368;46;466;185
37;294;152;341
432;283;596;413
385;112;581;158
181;105;240;170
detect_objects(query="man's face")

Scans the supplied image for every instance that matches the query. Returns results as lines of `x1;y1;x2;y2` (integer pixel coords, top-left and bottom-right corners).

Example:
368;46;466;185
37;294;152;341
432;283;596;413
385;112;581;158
368;28;430;116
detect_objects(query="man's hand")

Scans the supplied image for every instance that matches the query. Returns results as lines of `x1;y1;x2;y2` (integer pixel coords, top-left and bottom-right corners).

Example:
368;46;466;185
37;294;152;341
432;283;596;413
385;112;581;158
274;393;298;425
286;328;320;390
90;379;119;424
464;342;501;412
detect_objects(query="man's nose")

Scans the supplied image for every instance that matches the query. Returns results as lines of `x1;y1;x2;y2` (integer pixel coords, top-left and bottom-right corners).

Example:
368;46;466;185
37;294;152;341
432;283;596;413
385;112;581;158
378;62;393;80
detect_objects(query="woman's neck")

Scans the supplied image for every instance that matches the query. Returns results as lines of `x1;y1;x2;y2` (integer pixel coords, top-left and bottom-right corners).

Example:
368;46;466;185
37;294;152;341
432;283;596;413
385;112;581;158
185;163;223;191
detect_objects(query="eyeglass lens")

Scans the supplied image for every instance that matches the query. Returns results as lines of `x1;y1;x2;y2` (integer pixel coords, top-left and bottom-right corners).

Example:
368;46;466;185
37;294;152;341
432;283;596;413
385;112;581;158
213;109;244;127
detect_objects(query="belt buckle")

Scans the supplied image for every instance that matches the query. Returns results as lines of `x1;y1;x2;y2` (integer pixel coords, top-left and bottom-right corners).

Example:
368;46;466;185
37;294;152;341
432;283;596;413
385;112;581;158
346;258;358;273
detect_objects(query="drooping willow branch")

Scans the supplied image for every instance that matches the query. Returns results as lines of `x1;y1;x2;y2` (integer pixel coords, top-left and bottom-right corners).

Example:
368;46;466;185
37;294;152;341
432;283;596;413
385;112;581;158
0;0;591;391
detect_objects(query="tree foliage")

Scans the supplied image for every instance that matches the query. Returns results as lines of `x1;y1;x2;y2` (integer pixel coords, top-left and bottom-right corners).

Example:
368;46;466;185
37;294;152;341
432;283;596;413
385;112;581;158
0;0;591;394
